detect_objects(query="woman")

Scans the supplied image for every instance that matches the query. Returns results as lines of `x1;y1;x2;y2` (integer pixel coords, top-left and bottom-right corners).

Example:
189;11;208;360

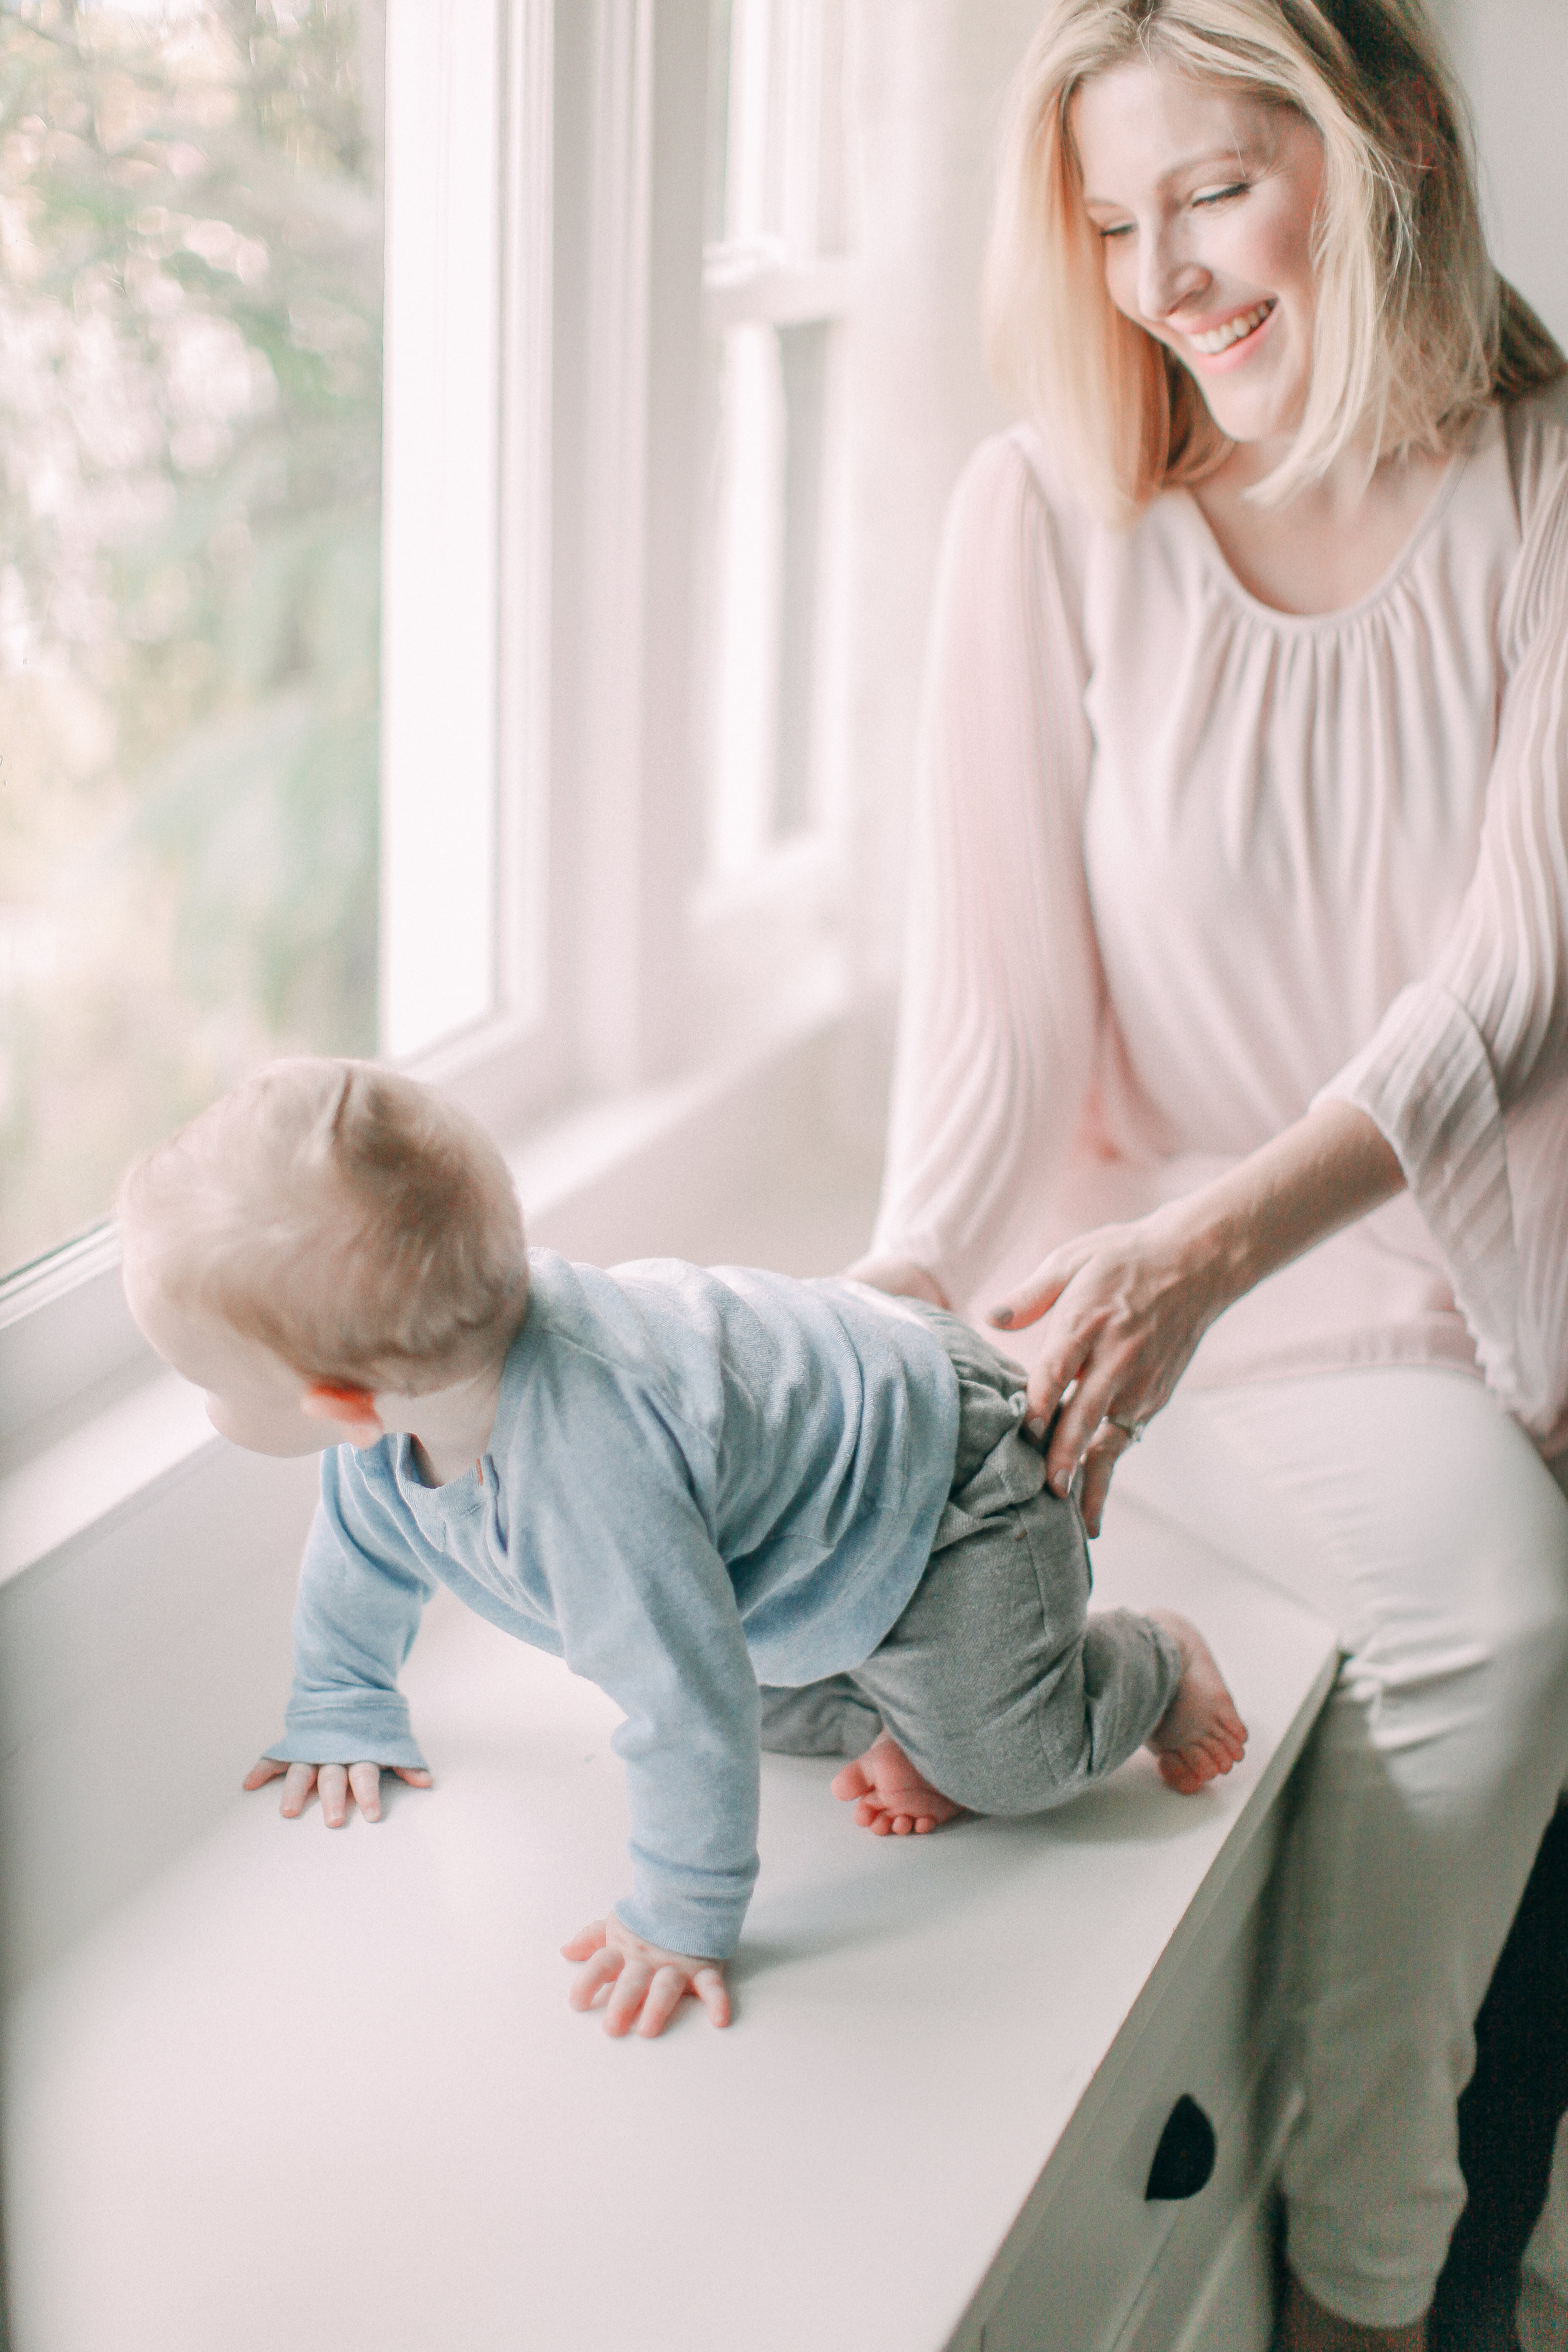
850;1;1568;2345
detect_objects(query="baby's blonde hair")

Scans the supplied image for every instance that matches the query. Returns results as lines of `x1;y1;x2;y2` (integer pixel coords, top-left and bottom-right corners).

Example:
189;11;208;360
119;1060;529;1392
984;0;1567;522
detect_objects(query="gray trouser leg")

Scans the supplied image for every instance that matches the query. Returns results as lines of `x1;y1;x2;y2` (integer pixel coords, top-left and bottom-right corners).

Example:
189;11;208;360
758;1677;882;1758
764;1305;1183;1811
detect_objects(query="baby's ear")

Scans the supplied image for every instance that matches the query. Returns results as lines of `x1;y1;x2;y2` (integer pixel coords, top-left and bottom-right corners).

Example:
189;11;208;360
300;1382;384;1439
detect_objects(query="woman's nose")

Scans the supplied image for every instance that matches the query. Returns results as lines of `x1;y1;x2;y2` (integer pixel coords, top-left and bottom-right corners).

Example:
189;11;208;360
1138;233;1207;324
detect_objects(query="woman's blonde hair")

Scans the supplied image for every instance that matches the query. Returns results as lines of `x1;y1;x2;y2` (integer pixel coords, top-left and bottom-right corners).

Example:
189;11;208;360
984;0;1566;521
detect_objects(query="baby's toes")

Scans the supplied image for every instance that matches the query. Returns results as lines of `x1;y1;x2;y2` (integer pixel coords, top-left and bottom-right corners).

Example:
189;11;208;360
832;1759;874;1804
1155;1751;1200;1793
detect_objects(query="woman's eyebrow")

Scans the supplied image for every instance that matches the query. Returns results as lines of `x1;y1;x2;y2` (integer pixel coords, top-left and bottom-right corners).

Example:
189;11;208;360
1081;145;1261;208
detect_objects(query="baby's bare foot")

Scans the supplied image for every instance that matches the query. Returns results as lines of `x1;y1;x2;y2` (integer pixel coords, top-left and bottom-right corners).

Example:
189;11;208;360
830;1733;966;1836
1145;1611;1248;1795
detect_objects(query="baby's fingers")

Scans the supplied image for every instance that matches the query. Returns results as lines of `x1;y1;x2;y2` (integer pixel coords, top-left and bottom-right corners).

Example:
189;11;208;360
691;1965;731;2030
277;1761;319;1818
568;1944;623;2012
560;1918;610;1963
636;1964;692;2040
603;1961;655;2038
317;1762;350;1828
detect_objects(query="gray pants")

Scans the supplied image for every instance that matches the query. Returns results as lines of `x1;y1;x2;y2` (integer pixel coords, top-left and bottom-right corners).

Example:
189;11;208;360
759;1306;1183;1814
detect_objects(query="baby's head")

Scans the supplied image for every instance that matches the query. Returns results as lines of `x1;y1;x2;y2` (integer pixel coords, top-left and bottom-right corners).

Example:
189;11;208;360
119;1059;529;1455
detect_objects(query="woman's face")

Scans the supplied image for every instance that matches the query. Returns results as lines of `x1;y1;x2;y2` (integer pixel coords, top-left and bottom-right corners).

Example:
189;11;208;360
1071;59;1327;458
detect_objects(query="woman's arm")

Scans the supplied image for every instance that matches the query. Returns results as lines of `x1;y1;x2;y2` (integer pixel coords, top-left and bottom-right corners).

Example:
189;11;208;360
992;1100;1404;1534
866;433;1103;1309
1310;450;1568;1433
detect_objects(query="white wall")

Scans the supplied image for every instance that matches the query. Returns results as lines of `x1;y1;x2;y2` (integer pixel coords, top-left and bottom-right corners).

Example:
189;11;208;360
1443;0;1568;349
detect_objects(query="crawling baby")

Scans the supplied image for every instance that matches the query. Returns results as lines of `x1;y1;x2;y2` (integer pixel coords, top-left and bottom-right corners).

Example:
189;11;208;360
118;1057;1246;2040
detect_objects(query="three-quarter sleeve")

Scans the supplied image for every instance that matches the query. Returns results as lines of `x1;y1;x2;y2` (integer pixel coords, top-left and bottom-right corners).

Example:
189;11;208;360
1317;453;1568;1431
871;433;1104;1308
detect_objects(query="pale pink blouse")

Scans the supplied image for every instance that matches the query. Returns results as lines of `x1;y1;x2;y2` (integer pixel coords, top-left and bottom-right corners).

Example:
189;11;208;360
870;381;1568;1451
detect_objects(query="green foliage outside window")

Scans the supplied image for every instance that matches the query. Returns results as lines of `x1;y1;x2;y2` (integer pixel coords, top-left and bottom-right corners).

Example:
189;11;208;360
0;0;383;1276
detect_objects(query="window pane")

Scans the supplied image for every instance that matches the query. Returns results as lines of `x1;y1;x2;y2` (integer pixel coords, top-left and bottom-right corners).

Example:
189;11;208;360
0;0;383;1278
699;0;846;885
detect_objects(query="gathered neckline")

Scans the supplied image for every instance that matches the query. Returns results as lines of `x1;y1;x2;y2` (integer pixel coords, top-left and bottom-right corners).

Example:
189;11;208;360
1168;415;1484;633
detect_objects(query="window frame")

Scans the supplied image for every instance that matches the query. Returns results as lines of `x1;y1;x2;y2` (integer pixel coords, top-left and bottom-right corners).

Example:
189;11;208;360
0;0;854;1459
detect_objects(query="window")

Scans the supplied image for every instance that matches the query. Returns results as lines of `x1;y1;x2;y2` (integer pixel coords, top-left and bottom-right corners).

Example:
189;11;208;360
0;0;386;1281
1;0;855;1439
700;0;851;887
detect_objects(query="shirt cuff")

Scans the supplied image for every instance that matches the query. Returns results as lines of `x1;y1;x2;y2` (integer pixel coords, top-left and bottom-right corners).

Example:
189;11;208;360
271;1690;429;1772
1314;980;1522;1408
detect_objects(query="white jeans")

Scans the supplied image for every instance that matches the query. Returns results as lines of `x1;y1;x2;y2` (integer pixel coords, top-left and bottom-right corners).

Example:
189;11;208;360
1109;1365;1568;2331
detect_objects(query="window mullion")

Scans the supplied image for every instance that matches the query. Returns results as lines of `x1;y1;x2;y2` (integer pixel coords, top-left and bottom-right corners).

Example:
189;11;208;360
563;0;710;1096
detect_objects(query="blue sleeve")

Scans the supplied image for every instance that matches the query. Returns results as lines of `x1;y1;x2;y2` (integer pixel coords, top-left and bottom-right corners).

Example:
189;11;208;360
266;1449;435;1771
538;1434;760;1961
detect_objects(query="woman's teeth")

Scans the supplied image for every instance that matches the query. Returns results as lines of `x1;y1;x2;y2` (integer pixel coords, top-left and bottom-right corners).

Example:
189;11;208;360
1190;300;1274;355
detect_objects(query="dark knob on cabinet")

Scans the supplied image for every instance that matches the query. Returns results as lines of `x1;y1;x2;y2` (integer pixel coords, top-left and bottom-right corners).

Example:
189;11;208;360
1144;2093;1217;2200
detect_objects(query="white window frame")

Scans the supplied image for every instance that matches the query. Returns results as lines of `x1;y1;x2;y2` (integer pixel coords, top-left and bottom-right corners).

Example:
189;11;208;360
0;0;723;1458
689;0;856;1039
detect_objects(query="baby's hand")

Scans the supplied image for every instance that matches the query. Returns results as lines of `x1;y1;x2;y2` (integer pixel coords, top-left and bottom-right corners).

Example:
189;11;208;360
243;1754;432;1827
562;1915;730;2039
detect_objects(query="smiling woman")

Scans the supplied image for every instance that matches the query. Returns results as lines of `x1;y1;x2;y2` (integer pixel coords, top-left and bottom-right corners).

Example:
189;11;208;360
847;1;1568;2347
984;0;1560;527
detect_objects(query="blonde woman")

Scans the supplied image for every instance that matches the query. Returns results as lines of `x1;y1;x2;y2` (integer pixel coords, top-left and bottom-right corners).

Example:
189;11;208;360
849;1;1568;2345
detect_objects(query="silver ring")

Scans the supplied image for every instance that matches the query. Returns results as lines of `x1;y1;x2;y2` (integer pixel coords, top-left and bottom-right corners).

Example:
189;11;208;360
1106;1412;1147;1444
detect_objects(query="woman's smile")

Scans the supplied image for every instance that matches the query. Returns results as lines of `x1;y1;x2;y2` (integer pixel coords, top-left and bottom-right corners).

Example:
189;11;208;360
1183;297;1278;363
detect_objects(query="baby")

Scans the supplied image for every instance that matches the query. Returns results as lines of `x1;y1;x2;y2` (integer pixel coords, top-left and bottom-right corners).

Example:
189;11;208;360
119;1058;1246;2040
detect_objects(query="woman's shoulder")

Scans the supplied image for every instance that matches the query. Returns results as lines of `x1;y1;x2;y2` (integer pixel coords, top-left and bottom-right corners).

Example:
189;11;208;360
955;418;1100;521
1489;376;1568;657
943;421;1101;591
1500;371;1568;532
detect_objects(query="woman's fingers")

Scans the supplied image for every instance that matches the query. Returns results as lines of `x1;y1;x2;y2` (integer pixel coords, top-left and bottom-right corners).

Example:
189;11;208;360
987;1248;1083;1335
393;1766;433;1788
1077;1433;1129;1539
348;1760;382;1821
243;1755;287;1792
1046;1359;1138;1491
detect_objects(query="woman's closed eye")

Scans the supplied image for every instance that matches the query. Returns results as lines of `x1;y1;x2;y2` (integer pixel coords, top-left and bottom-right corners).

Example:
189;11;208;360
1191;179;1251;208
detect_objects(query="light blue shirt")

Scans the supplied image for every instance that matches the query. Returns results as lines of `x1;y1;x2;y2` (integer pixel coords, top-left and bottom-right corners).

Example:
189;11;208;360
270;1252;961;1957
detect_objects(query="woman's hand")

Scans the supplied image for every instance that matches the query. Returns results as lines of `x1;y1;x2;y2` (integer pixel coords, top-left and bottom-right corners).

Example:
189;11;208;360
988;1213;1229;1535
988;1101;1406;1535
